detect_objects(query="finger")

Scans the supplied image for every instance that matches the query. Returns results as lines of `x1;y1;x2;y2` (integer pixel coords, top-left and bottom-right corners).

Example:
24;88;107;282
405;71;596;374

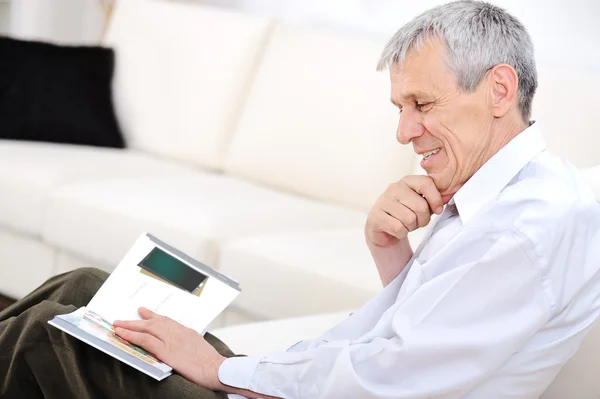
390;189;432;228
441;194;454;205
139;307;161;320
139;308;177;326
113;319;151;332
379;198;419;231
397;192;432;228
402;176;443;215
113;318;170;341
384;181;432;227
115;327;165;356
383;183;431;228
373;209;409;240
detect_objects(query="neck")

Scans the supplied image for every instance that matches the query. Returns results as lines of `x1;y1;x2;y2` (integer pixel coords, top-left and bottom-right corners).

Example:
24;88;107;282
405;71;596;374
480;116;529;167
442;115;529;198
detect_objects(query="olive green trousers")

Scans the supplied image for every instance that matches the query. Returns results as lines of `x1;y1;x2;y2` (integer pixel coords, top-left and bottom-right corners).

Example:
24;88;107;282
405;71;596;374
0;268;233;399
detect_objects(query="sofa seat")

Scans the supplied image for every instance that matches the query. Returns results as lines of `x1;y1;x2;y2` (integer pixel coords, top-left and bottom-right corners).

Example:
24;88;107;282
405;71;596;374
41;173;369;272
0;228;56;299
219;228;428;320
212;310;351;355
0;140;196;237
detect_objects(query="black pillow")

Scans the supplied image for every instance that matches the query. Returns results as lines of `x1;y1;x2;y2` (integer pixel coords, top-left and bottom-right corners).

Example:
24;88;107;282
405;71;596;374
0;36;125;148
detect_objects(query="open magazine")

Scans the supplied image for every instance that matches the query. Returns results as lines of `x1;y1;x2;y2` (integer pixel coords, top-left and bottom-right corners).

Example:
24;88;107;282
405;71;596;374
48;233;241;381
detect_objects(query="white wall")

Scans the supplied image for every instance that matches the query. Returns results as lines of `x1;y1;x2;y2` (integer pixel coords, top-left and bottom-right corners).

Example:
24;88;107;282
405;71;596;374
197;0;600;72
0;0;10;35
9;0;104;44
7;0;600;72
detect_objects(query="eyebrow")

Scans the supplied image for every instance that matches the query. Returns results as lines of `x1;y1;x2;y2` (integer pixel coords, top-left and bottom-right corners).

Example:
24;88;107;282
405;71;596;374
390;91;433;107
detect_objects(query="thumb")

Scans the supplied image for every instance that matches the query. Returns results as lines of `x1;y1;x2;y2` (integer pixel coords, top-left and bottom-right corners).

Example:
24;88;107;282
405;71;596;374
441;194;454;205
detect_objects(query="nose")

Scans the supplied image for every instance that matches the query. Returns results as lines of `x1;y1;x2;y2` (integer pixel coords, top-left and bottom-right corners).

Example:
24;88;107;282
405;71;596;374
396;108;425;145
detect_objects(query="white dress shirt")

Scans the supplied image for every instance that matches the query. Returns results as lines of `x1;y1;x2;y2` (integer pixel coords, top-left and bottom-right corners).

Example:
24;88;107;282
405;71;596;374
219;123;600;399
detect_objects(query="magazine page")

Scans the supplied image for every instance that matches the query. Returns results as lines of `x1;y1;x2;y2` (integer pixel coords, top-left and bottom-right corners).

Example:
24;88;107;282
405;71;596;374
87;233;241;334
50;307;172;380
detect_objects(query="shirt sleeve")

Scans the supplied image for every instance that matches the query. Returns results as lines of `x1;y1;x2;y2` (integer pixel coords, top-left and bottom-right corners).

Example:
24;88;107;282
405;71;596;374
219;229;552;399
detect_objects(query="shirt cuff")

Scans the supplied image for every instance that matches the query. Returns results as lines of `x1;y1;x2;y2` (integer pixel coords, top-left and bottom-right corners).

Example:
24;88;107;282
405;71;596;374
218;356;262;390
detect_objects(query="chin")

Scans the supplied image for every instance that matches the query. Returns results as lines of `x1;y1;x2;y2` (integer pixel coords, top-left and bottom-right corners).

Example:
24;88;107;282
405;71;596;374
424;169;439;180
427;172;450;194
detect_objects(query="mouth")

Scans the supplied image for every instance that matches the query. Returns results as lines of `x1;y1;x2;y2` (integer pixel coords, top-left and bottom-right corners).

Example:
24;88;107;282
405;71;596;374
422;148;441;160
420;148;441;168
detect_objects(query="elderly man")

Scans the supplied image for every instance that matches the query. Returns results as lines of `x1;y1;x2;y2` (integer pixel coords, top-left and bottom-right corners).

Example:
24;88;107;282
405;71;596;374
2;1;599;398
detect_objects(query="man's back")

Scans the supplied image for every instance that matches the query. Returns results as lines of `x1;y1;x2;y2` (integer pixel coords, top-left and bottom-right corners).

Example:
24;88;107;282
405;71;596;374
458;142;600;397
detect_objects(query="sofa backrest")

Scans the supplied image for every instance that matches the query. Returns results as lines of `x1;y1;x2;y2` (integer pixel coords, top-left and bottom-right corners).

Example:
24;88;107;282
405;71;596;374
104;0;272;170
541;319;600;398
224;23;414;211
105;1;599;210
532;66;600;169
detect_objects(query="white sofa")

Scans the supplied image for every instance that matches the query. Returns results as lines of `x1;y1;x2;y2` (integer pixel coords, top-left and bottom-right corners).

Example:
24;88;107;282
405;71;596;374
2;0;600;395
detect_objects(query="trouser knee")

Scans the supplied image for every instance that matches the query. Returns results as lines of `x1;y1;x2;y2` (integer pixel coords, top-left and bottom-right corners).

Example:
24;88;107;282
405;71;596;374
65;267;109;285
56;267;108;306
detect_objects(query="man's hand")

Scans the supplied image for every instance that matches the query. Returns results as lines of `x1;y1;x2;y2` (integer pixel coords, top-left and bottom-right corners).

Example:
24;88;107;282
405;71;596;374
366;175;444;248
366;175;446;286
113;308;226;391
365;176;444;247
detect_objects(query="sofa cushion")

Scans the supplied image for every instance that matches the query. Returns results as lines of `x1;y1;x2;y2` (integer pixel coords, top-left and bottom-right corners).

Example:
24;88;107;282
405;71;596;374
0;228;55;299
104;0;272;170
218;228;427;320
224;23;414;211
42;174;368;271
540;320;600;398
0;140;195;236
211;310;351;356
0;37;124;149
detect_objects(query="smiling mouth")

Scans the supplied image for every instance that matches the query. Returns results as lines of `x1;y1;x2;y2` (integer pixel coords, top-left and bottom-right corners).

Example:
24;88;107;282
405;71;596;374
422;148;441;160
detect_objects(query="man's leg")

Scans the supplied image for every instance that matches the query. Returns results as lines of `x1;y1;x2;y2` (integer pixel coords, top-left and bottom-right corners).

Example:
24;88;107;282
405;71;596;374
0;267;108;322
0;268;233;399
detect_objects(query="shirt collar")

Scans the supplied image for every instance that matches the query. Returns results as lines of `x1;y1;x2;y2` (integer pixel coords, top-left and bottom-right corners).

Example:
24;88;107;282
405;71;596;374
453;122;546;225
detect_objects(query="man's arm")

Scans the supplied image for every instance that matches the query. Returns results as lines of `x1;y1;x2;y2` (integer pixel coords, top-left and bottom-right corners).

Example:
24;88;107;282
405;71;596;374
365;176;444;286
114;309;281;398
215;228;551;399
367;238;413;286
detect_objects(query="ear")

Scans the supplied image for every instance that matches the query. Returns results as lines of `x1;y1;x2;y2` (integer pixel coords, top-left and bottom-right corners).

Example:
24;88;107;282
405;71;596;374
488;64;519;118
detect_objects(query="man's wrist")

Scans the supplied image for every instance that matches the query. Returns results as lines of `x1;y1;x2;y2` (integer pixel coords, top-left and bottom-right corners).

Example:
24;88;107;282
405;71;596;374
369;237;413;286
203;353;228;392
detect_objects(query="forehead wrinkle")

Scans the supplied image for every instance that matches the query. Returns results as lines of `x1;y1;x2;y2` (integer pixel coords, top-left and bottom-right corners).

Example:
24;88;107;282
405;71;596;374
402;91;431;101
391;41;458;104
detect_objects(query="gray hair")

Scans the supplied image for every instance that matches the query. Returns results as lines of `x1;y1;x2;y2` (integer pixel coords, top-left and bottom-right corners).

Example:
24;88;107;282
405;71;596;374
378;0;537;121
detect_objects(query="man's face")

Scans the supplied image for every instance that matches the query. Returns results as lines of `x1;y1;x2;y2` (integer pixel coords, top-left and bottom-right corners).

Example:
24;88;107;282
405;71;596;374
390;38;494;196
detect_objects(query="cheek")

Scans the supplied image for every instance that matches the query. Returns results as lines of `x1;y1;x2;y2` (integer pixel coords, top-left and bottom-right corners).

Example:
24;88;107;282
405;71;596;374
423;118;458;162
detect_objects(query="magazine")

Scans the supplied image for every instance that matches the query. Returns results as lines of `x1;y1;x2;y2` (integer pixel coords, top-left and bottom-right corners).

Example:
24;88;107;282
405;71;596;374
48;233;241;381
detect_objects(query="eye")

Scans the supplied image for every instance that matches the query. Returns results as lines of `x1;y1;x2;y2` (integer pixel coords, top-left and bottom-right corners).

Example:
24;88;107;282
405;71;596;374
416;102;433;112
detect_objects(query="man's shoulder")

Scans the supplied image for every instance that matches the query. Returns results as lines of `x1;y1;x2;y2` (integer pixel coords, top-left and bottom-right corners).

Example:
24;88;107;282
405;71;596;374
501;151;598;219
491;150;600;248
